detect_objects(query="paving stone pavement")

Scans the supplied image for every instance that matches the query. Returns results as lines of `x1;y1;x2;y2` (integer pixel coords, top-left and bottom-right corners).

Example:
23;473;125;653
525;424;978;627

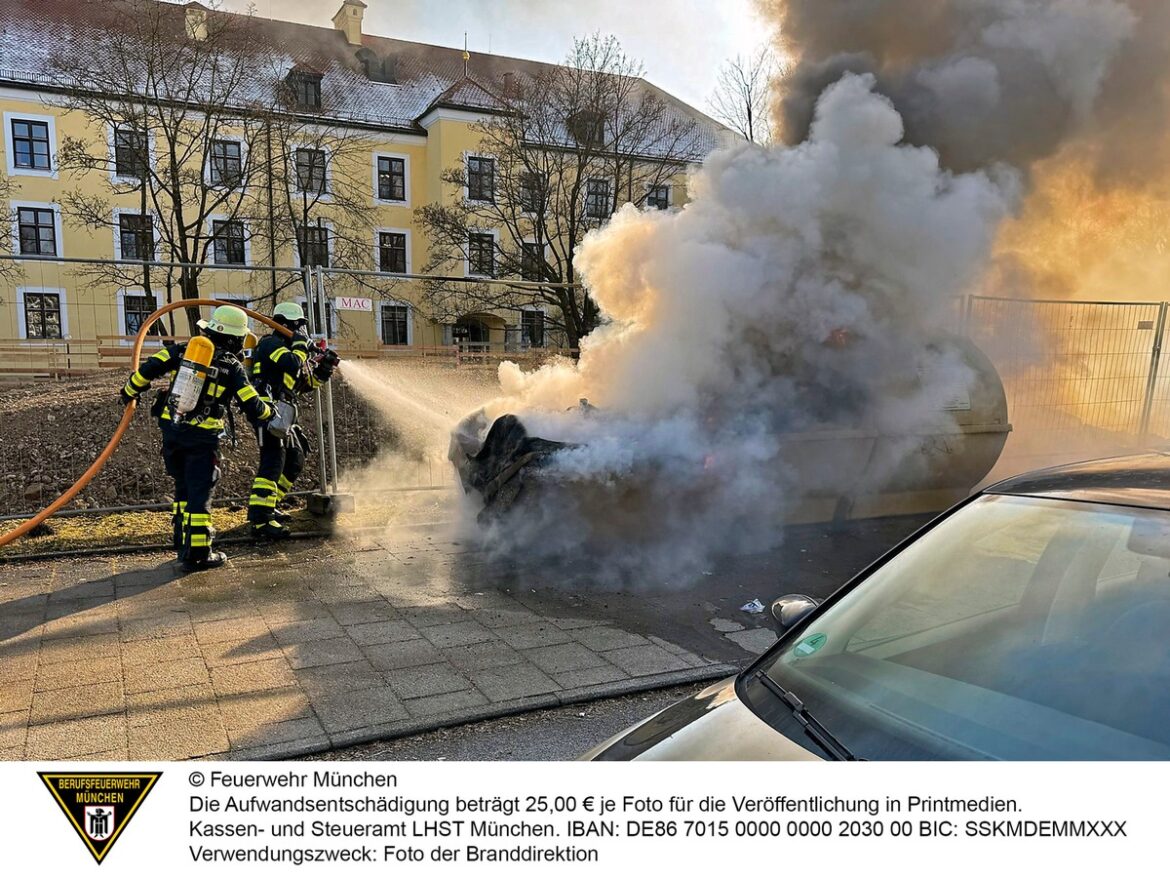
0;531;747;761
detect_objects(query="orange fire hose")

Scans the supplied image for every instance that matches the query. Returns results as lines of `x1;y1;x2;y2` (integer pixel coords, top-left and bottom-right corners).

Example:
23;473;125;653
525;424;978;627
0;298;294;548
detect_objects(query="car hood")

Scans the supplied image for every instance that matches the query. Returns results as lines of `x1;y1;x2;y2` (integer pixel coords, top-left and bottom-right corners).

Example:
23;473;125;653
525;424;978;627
582;677;823;761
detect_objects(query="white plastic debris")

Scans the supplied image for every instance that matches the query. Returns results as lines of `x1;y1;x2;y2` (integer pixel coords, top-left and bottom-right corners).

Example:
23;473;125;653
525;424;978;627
740;599;766;614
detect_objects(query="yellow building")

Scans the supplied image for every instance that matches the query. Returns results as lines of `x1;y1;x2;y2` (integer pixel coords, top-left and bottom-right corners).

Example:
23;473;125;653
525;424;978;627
0;0;721;374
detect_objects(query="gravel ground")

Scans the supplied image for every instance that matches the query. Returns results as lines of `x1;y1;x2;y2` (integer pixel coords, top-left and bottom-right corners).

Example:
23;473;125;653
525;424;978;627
0;371;395;517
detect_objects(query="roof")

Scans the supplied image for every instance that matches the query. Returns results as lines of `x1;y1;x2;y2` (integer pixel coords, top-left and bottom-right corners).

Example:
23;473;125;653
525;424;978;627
985;452;1170;510
0;0;722;155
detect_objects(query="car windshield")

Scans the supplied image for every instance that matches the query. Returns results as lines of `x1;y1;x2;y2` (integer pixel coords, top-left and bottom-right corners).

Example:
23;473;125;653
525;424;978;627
749;494;1170;760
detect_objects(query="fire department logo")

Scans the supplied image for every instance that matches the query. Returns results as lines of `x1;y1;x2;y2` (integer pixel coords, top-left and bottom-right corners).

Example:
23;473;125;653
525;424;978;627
39;772;162;864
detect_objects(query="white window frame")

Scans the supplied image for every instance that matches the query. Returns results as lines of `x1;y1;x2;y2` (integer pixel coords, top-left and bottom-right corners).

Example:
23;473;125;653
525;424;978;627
518;169;547;218
16;286;68;342
372;152;411;205
115;288;166;346
293;219;334;269
106;123;155;186
205;215;252;266
4;112;58;179
376;299;414;347
112;208;162;261
465;228;500;279
463;151;498;204
10;200;64;260
204;136;248;190
291;143;333;201
373;227;412;275
644;181;672;210
584;176;616;220
518;305;549;348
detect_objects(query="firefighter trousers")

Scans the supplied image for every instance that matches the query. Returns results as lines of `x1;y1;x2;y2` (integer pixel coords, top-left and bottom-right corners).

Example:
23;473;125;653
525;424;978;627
248;429;306;524
160;426;219;564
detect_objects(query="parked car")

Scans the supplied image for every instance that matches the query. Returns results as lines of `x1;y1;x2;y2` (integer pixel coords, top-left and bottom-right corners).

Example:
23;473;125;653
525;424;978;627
584;454;1170;761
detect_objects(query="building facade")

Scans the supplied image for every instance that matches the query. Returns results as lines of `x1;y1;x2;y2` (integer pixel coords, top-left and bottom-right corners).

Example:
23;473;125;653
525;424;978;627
0;0;721;372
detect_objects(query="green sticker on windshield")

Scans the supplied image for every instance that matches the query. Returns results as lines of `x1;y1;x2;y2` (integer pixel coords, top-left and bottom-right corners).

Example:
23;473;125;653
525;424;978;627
794;633;827;656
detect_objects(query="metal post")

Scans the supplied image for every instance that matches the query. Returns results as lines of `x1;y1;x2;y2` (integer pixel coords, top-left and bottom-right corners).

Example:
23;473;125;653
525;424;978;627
315;267;341;491
1139;301;1167;437
303;268;329;494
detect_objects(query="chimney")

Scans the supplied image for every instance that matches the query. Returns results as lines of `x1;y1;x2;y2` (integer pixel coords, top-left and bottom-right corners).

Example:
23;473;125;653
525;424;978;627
184;2;208;41
332;0;367;47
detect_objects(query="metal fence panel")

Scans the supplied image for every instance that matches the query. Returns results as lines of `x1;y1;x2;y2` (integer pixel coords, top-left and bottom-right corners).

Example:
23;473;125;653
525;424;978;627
966;296;1167;475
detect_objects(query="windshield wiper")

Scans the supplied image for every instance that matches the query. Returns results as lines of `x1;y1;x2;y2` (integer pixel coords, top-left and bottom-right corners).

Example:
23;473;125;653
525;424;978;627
754;671;862;761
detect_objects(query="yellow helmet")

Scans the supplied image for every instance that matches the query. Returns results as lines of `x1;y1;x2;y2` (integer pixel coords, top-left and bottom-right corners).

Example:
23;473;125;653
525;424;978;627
198;304;250;337
273;301;306;323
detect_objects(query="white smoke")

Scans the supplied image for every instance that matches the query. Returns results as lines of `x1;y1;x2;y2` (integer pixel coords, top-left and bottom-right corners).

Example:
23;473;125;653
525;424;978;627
466;74;1019;580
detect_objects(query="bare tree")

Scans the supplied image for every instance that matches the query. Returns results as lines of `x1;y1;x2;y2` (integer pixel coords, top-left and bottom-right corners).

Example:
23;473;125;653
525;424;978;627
708;45;777;145
46;0;281;332
254;100;381;315
0;173;17;286
415;34;704;351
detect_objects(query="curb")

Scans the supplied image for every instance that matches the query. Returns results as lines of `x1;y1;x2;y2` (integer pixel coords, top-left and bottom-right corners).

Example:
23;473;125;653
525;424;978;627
218;662;744;762
0;530;332;564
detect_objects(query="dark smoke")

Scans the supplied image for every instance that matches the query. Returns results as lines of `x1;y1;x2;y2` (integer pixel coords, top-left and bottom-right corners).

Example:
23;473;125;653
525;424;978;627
762;0;1163;180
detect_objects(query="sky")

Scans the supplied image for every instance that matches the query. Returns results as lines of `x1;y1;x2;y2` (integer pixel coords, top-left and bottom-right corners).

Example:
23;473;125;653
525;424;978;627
223;0;771;111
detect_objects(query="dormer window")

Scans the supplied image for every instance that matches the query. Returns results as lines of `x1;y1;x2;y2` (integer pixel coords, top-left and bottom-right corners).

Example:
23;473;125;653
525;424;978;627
567;109;605;148
285;70;322;110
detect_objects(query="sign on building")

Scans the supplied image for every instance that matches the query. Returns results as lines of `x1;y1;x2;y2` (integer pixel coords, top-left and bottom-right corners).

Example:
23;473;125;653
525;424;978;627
335;296;373;312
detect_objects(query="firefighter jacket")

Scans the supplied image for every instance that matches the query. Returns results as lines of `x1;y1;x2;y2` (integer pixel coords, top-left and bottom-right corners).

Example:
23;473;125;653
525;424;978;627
122;342;273;434
251;331;325;403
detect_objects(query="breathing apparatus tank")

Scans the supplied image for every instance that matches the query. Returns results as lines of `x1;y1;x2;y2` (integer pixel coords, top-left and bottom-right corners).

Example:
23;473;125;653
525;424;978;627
169;335;217;420
241;331;258;373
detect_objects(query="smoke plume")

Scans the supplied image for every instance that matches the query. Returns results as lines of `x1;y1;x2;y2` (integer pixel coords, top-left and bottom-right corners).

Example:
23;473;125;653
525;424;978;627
448;0;1159;580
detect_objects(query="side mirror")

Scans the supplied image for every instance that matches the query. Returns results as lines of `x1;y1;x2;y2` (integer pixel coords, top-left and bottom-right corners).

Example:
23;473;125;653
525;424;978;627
769;594;820;636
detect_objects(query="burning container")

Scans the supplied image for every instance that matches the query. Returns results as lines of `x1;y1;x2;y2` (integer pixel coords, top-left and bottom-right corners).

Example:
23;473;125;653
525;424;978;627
450;335;1011;526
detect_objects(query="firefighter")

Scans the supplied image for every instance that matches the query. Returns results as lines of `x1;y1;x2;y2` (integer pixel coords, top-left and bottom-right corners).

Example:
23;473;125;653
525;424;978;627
248;301;337;539
120;305;273;571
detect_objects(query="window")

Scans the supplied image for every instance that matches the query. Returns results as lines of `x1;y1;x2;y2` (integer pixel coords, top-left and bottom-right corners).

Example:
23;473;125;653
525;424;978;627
468;232;495;277
380;303;410;346
378;232;407;274
212;220;246;265
467;156;495;202
123;294;161;336
295;148;327;194
11;119;50;170
297;225;329;267
119;213;154;260
300;299;335;337
17;207;57;257
585;178;611;219
376;156;406;201
23;291;62;339
567;109;604;147
519;171;546;214
521;242;543;281
647;184;670;210
114;127;147;179
521;309;545;347
209;139;243;188
286;71;322;110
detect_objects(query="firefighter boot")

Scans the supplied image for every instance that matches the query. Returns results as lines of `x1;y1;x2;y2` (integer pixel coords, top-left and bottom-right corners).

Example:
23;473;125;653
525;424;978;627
251;520;291;541
181;551;227;572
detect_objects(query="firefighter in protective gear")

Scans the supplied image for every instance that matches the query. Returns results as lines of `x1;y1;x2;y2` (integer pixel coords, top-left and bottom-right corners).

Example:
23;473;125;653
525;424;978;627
248;301;337;539
121;305;273;571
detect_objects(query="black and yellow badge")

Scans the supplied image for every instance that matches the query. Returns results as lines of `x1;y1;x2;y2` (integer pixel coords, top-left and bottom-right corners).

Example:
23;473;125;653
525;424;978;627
39;772;162;864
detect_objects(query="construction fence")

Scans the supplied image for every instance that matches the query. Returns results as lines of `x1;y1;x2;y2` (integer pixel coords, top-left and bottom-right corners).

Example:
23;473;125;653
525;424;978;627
2;253;1170;519
0;255;578;519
